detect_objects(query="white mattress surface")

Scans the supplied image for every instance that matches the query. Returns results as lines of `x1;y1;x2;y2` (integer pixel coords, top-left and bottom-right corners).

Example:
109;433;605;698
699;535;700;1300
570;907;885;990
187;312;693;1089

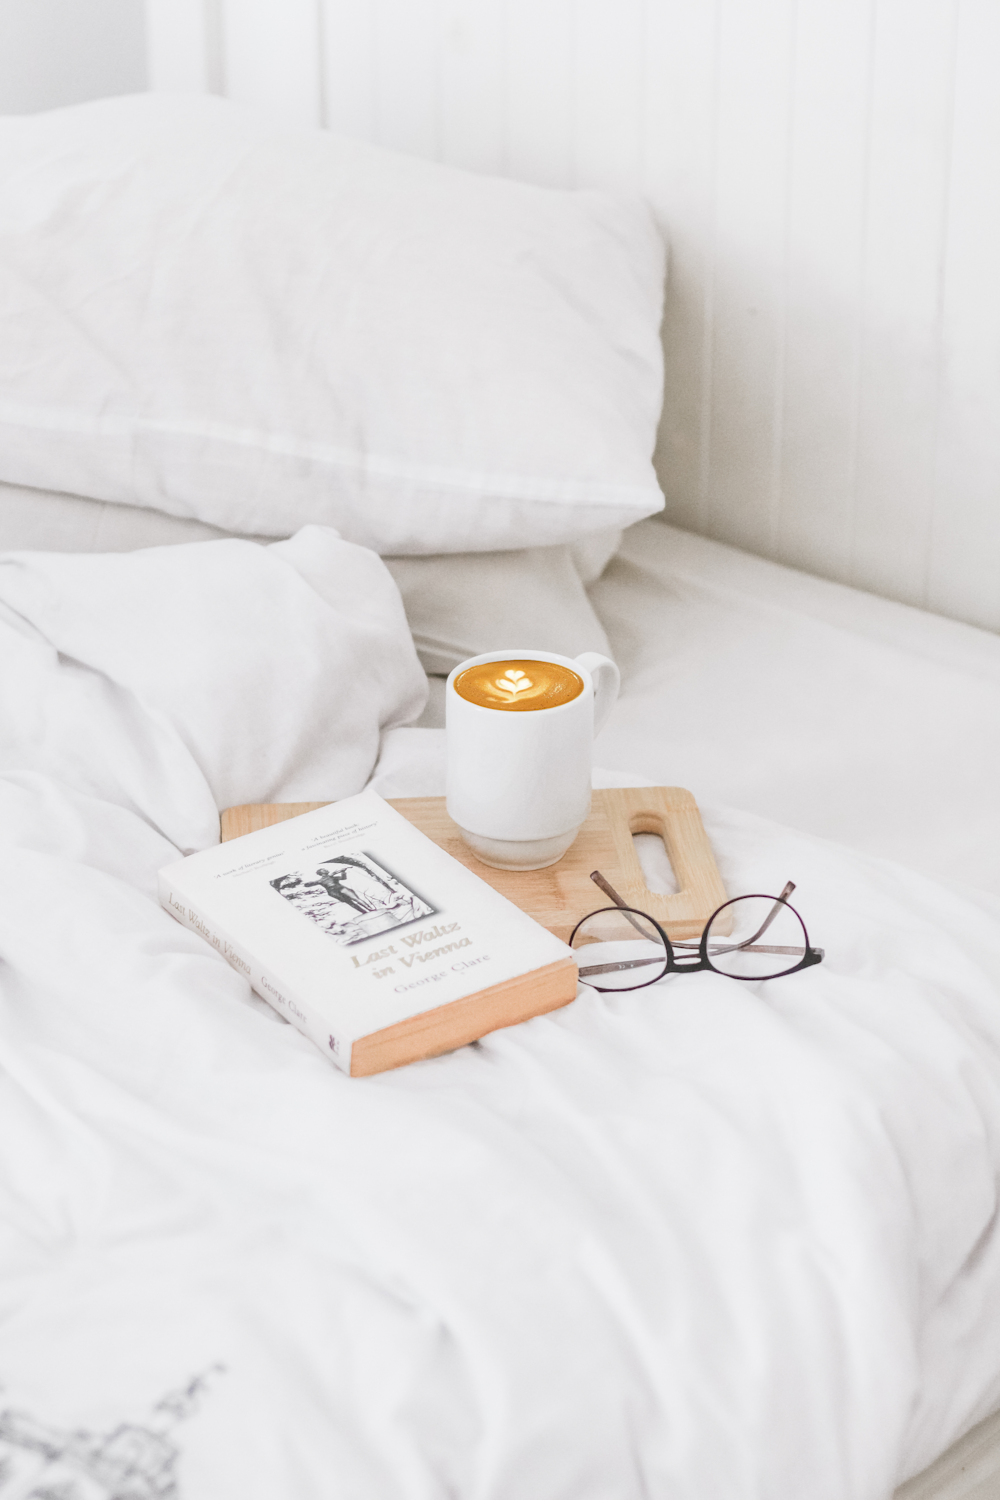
591;522;1000;896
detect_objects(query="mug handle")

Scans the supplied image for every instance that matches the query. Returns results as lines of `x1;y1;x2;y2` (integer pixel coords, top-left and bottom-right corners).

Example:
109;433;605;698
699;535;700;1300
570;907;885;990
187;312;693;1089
575;653;620;736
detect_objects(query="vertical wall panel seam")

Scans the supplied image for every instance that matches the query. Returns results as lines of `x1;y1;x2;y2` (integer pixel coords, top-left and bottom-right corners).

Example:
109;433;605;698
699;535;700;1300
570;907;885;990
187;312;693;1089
637;0;660;488
372;0;383;148
568;1;579;189
699;0;723;534
498;0;510;178
315;0;327;128
432;0;443;162
364;0;378;142
205;0;224;95
770;0;799;557
924;0;963;613
846;0;879;584
636;0;650;190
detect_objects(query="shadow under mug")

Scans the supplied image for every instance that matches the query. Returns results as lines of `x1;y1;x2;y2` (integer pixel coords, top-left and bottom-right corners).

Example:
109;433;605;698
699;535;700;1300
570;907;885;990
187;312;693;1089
445;649;621;870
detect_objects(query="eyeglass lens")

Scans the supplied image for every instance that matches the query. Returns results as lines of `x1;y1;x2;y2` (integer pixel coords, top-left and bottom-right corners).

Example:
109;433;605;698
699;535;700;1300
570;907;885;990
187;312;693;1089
704;895;810;979
570;907;669;991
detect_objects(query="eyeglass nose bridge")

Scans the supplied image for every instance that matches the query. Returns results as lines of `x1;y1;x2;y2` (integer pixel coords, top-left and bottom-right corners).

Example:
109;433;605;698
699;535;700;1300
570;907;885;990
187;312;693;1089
666;953;704;974
601;787;733;939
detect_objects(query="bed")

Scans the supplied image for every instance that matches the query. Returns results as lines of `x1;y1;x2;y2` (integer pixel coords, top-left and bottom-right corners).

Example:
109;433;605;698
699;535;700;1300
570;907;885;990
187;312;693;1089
3;93;1000;1500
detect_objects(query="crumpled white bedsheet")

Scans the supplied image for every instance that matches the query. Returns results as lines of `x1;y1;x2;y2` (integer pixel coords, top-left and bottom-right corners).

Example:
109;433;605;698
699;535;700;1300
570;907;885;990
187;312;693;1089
2;534;1000;1500
0;527;426;852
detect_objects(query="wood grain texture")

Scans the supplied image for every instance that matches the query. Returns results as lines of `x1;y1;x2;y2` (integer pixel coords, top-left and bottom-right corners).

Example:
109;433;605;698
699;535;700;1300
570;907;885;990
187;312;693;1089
145;0;1000;631
221;787;729;942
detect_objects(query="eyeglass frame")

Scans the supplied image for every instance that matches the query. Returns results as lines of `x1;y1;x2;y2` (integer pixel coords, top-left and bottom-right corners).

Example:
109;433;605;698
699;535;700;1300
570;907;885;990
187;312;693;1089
569;871;825;992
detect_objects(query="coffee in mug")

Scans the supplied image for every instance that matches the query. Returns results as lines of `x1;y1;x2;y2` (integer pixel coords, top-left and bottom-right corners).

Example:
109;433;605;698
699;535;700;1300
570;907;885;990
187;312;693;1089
453;658;584;712
446;649;620;870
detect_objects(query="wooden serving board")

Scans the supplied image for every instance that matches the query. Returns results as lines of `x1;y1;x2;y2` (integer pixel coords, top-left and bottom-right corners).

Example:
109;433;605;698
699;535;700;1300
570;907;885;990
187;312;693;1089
221;787;728;942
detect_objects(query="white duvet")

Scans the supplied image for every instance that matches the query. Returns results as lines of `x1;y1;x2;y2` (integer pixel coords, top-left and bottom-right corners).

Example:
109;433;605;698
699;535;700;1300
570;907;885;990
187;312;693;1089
2;531;1000;1500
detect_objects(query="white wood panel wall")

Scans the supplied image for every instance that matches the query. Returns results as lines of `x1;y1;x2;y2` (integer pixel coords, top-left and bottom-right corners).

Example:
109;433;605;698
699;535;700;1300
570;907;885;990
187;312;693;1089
145;0;1000;632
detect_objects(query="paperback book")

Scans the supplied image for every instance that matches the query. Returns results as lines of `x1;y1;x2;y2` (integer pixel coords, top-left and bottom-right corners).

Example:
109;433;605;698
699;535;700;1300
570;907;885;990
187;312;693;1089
158;789;579;1076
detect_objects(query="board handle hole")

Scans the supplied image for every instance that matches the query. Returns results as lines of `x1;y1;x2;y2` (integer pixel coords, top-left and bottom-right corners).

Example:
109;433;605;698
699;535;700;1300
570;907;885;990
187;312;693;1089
632;831;678;896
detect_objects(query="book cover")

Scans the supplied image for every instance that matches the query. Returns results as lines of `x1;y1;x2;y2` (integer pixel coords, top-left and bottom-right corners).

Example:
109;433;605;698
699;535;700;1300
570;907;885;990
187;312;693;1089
158;788;578;1075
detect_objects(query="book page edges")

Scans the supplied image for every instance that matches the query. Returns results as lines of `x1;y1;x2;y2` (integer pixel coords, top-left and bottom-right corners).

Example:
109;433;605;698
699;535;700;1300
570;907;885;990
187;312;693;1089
350;957;579;1077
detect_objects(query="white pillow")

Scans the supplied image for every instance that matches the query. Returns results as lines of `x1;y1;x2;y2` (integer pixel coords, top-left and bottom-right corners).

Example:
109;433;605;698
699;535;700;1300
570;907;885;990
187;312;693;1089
0;95;666;554
0;480;615;677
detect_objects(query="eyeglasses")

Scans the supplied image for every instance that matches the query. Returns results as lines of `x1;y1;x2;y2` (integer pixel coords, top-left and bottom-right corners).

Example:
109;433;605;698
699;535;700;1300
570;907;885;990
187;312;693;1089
569;871;824;992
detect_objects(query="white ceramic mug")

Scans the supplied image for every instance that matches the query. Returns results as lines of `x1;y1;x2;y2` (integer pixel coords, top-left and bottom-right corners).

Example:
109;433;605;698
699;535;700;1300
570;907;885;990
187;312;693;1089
445;649;620;870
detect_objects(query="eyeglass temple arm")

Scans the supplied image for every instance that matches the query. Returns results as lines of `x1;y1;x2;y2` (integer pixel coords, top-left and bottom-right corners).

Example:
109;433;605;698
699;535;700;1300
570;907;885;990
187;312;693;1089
740;882;791;942
589;871;653;939
590;870;627;906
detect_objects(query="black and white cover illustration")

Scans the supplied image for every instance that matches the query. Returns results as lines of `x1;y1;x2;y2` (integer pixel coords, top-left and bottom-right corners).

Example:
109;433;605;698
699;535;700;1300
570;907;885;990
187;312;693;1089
270;851;435;946
0;1366;222;1500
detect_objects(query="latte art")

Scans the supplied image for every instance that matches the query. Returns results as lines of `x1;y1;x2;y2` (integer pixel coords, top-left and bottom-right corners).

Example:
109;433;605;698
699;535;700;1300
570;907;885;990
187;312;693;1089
454;659;585;712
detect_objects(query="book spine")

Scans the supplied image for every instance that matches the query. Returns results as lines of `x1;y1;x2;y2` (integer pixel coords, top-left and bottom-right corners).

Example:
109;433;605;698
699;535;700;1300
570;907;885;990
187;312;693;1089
157;874;352;1075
